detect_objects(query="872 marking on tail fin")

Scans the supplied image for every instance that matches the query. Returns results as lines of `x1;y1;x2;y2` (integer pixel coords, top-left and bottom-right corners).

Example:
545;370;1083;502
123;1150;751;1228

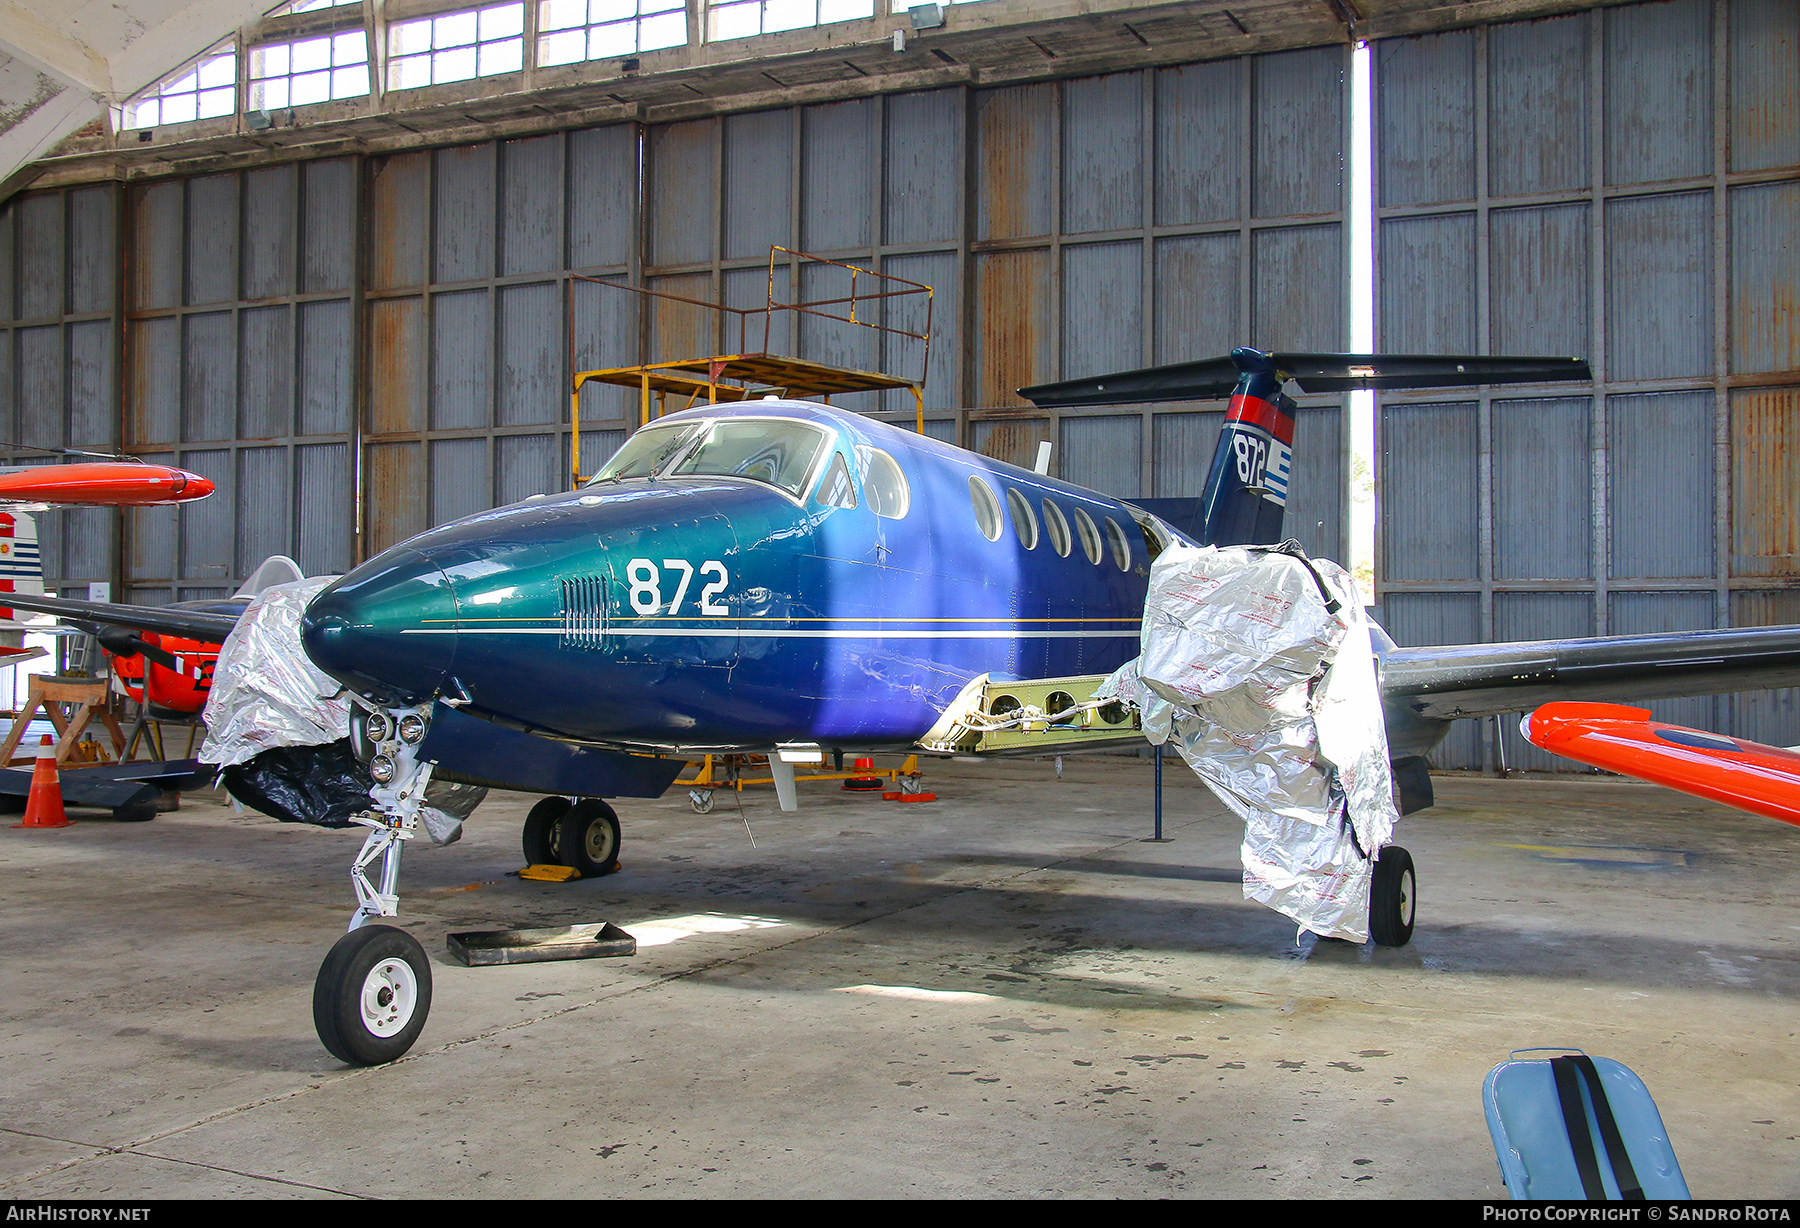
1231;429;1293;506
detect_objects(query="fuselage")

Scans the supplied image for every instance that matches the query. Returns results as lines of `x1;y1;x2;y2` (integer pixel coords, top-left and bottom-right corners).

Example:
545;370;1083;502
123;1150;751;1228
302;401;1171;753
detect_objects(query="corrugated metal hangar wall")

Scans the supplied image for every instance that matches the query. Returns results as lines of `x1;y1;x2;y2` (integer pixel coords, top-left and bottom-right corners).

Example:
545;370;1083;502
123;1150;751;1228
0;0;1794;769
1375;0;1800;768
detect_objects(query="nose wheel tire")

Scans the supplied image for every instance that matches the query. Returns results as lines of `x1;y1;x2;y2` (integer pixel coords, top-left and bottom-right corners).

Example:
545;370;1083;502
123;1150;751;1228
556;799;621;877
1369;846;1416;947
313;924;433;1066
522;796;573;865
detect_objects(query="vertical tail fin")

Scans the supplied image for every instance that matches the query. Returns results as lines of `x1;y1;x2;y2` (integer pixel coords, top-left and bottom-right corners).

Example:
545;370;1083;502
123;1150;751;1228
0;512;44;626
1196;348;1294;547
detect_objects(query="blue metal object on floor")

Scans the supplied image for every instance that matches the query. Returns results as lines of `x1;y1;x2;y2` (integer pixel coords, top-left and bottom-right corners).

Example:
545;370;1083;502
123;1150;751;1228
1483;1048;1690;1200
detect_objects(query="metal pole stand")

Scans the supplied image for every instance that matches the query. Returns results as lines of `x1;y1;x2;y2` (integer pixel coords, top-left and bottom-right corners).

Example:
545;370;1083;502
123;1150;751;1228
1141;741;1174;843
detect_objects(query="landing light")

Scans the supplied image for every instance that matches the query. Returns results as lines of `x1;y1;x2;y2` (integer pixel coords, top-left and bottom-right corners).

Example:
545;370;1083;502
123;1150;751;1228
398;713;426;745
370;753;396;784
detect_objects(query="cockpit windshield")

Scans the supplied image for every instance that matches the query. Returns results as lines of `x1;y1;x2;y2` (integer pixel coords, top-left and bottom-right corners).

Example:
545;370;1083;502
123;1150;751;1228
587;422;703;484
586;417;831;498
667;420;828;498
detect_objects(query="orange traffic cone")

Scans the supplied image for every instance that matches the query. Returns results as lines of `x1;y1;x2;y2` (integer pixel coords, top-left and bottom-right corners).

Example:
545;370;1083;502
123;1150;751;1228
14;736;69;829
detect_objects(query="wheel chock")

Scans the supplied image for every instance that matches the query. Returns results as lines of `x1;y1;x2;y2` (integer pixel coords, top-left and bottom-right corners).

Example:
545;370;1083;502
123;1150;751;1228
518;863;582;882
881;791;937;803
446;922;636;967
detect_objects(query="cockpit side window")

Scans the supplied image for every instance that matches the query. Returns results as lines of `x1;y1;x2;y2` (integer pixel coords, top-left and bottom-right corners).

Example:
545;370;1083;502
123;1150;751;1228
857;446;910;519
668;420;828;497
815;453;858;509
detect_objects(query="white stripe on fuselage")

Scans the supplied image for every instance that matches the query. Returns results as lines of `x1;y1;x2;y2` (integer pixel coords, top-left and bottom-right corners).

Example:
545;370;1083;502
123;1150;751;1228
402;627;1140;639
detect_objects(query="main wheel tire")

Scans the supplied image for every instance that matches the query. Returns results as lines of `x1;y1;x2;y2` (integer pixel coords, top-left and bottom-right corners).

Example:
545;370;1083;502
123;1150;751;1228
556;798;621;877
1369;846;1416;947
313;924;433;1066
522;796;573;865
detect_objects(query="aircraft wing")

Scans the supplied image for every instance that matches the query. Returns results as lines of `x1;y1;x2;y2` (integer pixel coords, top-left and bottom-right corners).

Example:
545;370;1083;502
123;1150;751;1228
0;591;240;641
1522;701;1800;828
1381;624;1800;722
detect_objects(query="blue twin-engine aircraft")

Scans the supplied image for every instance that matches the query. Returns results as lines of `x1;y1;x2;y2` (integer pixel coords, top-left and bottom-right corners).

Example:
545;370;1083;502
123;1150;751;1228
18;347;1800;1065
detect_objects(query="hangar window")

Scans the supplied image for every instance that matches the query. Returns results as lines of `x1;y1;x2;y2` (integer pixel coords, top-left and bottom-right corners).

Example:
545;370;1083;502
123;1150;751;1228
969;476;1002;542
389;4;525;90
249;30;371;109
1104;516;1132;571
121;42;237;129
538;0;688;66
1041;499;1071;558
1006;488;1038;550
270;0;363;12
857;446;909;519
1072;506;1102;565
710;0;875;42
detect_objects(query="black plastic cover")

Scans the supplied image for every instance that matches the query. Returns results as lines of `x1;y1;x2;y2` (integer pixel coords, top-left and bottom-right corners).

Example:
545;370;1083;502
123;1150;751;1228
221;739;372;828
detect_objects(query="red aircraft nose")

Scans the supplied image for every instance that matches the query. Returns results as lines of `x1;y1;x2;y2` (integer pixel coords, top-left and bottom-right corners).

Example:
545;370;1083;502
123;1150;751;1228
175;470;215;500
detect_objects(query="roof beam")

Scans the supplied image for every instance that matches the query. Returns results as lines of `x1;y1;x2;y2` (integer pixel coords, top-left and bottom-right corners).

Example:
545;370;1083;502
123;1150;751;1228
0;1;112;94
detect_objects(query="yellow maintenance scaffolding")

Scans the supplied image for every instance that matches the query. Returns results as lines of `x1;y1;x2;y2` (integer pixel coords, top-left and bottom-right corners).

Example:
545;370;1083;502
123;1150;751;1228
566;247;933;484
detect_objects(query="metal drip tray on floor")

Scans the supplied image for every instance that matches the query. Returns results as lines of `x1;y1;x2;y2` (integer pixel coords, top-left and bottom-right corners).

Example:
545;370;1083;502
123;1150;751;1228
446;922;636;966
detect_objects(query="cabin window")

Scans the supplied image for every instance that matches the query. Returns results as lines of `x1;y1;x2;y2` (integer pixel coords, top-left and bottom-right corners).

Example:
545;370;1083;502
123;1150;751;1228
1006;488;1038;549
1072;506;1103;564
815;453;858;509
669;420;828;497
858;446;910;519
1138;516;1172;560
1042;499;1071;557
1104;516;1132;571
969;476;1002;541
588;422;701;482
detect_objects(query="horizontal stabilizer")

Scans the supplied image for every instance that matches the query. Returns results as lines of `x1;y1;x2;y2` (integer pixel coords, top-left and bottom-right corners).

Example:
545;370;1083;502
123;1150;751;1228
1382;624;1800;721
0;592;239;642
1020;349;1591;407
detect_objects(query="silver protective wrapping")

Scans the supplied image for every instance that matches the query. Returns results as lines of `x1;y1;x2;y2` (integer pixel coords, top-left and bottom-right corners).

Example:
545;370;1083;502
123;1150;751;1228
199;577;349;770
1098;544;1399;942
199;576;482;845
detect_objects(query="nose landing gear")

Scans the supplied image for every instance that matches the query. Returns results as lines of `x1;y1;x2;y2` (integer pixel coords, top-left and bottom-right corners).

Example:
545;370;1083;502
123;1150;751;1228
314;700;438;1065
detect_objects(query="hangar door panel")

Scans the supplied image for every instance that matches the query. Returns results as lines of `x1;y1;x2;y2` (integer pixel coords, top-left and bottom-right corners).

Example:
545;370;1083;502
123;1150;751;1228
1374;0;1800;769
122;162;356;596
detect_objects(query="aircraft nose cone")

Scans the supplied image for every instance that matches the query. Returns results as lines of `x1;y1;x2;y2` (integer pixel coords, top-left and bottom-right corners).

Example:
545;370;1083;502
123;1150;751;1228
176;469;215;501
301;548;459;703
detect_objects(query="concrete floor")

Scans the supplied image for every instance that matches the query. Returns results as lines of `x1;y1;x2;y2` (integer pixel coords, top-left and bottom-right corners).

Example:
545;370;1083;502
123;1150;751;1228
1;756;1797;1199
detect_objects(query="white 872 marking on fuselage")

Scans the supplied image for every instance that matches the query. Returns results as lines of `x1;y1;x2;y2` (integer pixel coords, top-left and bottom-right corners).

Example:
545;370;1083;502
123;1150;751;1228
626;558;730;616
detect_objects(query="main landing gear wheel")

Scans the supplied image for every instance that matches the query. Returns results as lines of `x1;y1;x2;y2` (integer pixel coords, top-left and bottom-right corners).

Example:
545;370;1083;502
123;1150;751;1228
313;924;433;1066
522;795;573;865
1369;846;1416;947
556;798;621;877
